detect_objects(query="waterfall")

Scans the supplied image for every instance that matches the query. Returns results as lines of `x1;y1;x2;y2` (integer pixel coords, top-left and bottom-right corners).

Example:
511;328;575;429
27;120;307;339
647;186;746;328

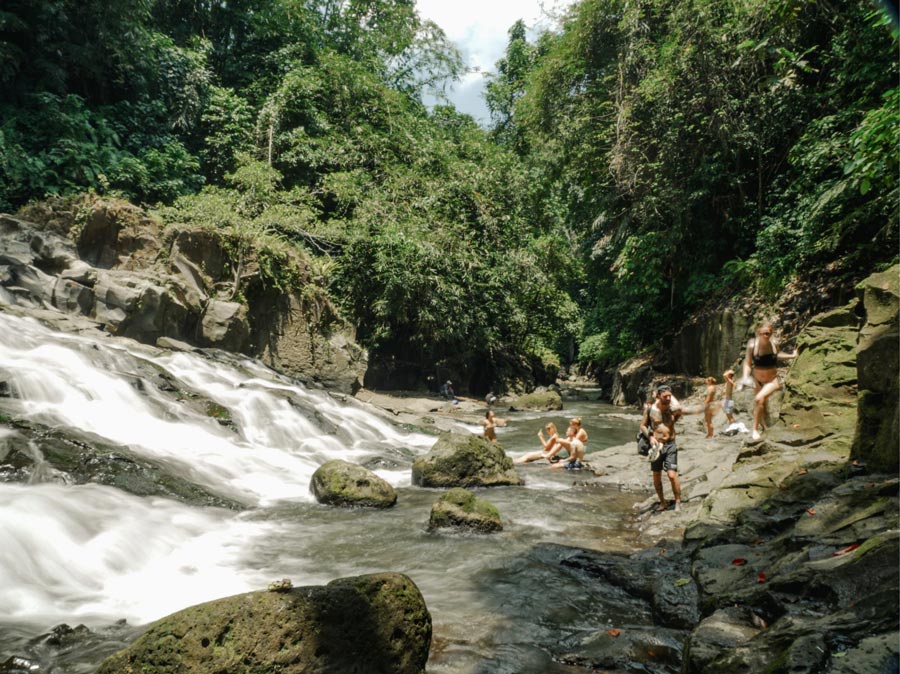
0;312;434;625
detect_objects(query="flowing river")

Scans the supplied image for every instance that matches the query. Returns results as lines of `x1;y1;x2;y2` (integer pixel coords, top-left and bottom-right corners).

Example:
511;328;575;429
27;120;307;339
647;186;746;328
0;312;646;673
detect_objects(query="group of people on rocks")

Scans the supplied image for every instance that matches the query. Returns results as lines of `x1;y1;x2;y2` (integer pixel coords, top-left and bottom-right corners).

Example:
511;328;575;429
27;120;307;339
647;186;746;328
472;320;797;514
637;320;797;511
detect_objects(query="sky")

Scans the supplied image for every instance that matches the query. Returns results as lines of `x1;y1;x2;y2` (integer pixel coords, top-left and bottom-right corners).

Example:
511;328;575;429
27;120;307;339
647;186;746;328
416;0;576;125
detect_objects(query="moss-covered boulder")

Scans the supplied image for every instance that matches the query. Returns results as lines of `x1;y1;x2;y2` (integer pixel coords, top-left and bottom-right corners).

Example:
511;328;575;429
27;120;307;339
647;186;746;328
428;487;503;533
95;573;431;674
411;433;523;488
777;301;859;455
510;389;563;411
310;460;397;508
852;265;899;473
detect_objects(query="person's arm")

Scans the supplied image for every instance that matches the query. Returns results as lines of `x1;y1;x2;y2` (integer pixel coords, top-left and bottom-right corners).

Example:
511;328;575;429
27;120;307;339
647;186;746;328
774;340;798;361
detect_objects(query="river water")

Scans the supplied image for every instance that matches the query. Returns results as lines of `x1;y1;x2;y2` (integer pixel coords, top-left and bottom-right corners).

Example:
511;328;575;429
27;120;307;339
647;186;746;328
0;312;647;673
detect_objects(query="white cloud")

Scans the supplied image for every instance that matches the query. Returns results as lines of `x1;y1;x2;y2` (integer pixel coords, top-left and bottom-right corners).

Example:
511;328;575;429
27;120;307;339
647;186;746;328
417;0;575;124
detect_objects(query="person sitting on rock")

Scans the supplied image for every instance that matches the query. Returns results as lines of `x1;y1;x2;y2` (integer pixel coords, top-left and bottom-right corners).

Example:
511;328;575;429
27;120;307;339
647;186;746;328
546;417;588;463
549;424;586;470
516;422;559;463
440;380;459;404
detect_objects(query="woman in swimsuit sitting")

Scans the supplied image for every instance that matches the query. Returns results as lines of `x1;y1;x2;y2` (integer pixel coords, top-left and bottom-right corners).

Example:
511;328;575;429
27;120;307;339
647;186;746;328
515;422;559;463
742;321;797;441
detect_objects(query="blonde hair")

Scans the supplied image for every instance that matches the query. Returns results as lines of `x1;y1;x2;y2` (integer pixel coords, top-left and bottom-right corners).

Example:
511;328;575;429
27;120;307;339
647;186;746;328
706;376;716;385
545;422;557;434
569;417;582;427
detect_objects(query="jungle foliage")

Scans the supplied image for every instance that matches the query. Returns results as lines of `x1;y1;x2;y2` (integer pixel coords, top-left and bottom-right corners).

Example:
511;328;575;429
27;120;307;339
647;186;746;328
1;0;896;388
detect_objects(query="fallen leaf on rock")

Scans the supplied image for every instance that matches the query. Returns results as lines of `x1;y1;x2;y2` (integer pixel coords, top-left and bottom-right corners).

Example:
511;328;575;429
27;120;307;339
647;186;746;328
792;423;800;428
833;652;847;658
833;544;860;556
607;629;621;637
648;650;656;658
731;558;748;566
823;412;834;417
797;469;808;475
674;578;691;587
806;508;816;515
751;538;765;546
757;572;767;583
852;460;860;466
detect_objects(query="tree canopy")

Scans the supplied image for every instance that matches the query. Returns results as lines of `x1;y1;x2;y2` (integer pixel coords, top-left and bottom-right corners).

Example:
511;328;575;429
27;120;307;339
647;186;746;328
1;0;896;389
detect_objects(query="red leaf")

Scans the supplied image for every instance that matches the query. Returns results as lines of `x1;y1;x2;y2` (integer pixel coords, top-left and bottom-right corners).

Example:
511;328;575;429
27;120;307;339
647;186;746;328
806;508;816;515
797;469;808;476
731;558;748;566
607;628;621;637
833;544;860;557
757;572;767;583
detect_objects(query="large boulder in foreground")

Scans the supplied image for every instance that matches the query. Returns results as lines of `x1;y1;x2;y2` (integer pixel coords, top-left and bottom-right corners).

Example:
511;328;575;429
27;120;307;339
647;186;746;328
95;573;431;674
428;487;503;533
411;433;523;488
310;460;397;508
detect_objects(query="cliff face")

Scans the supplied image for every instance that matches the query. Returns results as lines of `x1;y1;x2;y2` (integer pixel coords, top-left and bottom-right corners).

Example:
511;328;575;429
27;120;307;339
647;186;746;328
670;307;754;377
0;197;367;392
852;266;899;473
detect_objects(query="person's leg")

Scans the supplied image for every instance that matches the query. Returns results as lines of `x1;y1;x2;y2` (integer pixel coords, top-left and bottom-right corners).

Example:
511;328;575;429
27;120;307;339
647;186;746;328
752;379;781;439
704;404;714;437
667;469;681;510
652;470;667;508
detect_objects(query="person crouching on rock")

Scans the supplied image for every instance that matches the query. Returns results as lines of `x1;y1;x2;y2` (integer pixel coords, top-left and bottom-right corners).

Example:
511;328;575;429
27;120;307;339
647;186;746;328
649;424;680;511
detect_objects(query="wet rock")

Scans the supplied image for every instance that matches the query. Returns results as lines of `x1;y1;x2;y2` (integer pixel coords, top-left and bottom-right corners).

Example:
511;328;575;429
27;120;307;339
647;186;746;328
829;632;900;673
95;573;431;674
411;432;522;488
428;487;502;533
0;656;40;673
199;299;249;352
684;606;764;672
310;459;397;508
509;389;562;411
558;625;686;672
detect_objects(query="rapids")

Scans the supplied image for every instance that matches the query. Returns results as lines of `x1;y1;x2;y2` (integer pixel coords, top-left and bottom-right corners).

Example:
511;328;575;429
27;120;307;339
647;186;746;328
0;312;646;673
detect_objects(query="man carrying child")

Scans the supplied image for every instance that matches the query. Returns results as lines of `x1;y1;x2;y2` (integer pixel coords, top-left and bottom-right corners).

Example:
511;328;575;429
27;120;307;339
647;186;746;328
639;384;683;512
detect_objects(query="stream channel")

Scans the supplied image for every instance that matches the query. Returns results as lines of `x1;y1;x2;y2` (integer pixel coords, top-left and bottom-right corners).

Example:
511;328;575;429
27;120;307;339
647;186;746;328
0;312;651;673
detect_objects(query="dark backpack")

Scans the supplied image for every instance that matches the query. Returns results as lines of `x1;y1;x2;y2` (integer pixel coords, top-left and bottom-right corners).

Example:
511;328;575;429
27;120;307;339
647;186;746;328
636;406;652;456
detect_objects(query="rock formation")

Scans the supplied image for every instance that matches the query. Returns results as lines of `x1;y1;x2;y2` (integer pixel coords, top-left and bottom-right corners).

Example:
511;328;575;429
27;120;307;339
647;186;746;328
411;432;522;488
310;460;398;508
95;573;431;674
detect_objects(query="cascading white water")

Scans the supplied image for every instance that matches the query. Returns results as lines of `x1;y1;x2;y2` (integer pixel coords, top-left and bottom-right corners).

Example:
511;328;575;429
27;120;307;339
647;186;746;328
0;312;434;625
0;313;434;505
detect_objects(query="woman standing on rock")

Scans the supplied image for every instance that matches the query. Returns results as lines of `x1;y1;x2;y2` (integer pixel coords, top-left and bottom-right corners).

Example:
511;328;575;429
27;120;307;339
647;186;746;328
742;321;797;442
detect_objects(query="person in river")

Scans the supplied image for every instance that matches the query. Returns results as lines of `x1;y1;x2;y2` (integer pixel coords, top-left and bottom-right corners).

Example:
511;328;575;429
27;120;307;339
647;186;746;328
516;422;560;463
481;410;507;442
703;376;717;438
640;384;683;512
741;321;797;442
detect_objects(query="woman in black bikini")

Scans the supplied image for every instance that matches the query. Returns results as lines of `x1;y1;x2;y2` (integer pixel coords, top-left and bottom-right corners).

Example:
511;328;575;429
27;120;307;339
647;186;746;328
741;321;797;441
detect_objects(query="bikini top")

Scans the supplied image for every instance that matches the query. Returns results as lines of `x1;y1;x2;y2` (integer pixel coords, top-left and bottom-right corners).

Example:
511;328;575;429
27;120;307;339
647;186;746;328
752;339;778;368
